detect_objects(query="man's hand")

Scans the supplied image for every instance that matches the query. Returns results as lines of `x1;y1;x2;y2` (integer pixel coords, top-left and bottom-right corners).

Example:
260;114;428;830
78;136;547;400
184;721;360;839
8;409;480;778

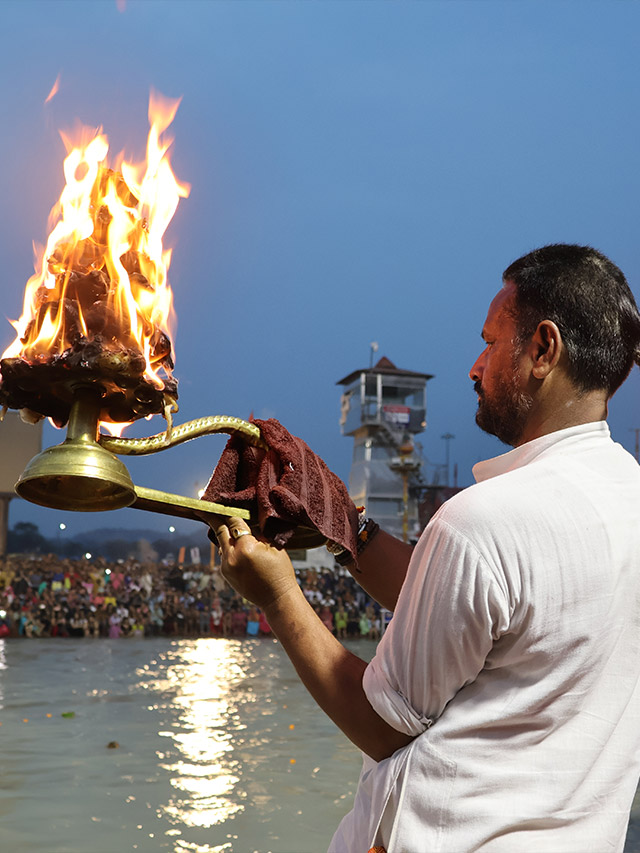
206;516;298;610
200;513;414;761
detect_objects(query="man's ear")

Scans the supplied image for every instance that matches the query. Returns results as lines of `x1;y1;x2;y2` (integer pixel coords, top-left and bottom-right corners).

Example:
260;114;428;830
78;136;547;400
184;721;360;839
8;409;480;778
530;320;563;379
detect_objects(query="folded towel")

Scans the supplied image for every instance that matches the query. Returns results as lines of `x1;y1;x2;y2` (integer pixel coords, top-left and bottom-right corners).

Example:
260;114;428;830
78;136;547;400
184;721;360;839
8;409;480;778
203;418;359;563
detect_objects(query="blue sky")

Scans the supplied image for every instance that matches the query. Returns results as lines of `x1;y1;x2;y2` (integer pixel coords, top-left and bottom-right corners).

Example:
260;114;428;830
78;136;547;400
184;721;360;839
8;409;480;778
2;0;640;538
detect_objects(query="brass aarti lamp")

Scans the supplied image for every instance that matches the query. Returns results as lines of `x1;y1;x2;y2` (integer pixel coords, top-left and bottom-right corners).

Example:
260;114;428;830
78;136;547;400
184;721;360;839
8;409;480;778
1;96;323;548
0;362;321;549
11;384;264;527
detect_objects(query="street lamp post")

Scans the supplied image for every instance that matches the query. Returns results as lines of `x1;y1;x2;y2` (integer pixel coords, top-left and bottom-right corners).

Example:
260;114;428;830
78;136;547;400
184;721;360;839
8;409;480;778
441;433;455;486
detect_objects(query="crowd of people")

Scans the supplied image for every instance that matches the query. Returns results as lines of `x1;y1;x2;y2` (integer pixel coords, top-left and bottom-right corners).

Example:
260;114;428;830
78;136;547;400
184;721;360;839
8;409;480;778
0;552;384;641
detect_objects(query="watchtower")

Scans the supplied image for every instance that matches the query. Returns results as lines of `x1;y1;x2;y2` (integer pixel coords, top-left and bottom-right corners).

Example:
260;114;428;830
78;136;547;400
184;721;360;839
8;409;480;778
337;356;433;542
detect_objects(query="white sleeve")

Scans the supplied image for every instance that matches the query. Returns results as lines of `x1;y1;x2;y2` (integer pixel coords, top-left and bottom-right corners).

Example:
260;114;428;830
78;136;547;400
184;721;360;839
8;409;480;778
363;516;512;737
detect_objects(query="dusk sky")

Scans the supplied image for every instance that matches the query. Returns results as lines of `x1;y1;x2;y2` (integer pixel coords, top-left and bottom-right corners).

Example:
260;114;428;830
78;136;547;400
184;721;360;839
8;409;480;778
2;0;640;540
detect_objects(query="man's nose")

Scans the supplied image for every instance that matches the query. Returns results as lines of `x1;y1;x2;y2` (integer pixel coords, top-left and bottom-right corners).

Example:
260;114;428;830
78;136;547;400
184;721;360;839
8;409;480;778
469;355;483;383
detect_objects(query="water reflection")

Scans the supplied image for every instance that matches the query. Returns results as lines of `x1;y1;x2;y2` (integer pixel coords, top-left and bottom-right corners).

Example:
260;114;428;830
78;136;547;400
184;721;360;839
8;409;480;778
0;638;636;852
137;639;257;830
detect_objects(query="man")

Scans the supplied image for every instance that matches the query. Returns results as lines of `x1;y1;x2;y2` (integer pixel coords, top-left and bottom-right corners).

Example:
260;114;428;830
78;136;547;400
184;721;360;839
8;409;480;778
206;244;640;852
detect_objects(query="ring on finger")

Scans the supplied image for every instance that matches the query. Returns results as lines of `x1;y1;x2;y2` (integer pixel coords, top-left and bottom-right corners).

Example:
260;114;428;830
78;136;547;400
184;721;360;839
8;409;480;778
230;528;251;540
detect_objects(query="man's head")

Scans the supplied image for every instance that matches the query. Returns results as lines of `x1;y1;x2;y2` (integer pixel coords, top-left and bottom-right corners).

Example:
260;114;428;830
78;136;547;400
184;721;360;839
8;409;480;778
470;244;640;446
504;244;640;396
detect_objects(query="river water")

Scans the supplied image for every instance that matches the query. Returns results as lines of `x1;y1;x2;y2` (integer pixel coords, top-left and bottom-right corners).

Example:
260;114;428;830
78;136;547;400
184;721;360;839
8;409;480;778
0;637;638;853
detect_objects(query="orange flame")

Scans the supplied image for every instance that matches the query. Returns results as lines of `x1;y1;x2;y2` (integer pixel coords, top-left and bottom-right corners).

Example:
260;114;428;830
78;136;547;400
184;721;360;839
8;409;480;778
45;74;61;104
3;92;190;395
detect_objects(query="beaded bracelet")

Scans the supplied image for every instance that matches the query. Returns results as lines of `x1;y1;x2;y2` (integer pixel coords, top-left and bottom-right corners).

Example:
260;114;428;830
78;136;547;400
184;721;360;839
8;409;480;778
329;516;380;567
357;517;380;555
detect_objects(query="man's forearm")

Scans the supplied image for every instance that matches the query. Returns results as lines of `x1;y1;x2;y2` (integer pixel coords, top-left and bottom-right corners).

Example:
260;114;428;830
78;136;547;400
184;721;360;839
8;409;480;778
264;583;414;762
347;529;414;611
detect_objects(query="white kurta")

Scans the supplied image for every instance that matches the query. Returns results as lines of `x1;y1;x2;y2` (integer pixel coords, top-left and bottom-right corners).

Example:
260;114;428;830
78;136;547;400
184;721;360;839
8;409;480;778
330;422;640;853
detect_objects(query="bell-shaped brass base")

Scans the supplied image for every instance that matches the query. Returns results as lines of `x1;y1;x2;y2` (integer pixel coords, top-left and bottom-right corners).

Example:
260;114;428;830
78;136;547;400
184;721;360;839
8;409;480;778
15;439;137;512
15;388;136;512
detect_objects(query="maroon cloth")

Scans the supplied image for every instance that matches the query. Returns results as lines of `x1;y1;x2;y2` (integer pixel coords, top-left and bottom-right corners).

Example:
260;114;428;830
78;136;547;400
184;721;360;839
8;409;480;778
203;418;359;563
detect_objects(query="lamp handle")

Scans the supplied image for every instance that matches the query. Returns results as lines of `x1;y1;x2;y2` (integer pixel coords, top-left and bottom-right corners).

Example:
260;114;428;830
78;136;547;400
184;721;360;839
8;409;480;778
99;415;267;456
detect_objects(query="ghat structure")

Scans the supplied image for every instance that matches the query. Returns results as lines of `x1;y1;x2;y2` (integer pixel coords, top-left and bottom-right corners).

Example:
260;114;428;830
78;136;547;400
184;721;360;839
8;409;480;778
337;356;433;542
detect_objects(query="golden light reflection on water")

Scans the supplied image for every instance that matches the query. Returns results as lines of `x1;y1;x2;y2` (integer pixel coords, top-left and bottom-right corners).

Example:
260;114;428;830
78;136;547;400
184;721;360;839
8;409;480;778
136;639;253;830
173;841;233;853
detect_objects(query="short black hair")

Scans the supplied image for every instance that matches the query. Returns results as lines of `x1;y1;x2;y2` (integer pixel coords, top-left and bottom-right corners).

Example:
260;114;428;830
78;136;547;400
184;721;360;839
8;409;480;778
503;244;640;396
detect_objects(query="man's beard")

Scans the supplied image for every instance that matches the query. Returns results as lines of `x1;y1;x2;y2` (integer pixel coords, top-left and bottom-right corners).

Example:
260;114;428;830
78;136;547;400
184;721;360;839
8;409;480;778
474;368;533;447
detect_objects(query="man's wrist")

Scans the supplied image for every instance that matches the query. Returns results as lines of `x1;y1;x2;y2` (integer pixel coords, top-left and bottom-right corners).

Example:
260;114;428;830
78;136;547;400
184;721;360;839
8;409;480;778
326;514;380;567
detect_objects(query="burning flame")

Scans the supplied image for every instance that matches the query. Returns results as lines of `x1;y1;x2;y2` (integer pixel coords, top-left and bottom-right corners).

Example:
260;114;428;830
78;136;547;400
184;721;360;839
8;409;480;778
3;91;190;398
44;74;60;104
